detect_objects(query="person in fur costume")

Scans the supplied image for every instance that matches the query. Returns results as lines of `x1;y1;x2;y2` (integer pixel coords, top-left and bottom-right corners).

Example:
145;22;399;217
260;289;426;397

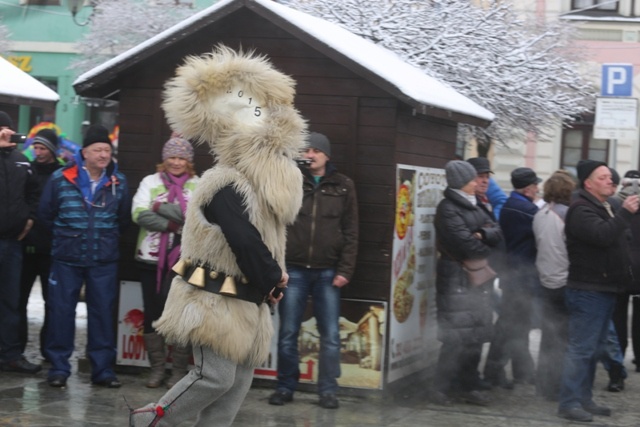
129;46;305;426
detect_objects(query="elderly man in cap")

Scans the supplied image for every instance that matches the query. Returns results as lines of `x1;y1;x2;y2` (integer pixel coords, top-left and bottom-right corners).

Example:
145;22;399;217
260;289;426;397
0;111;41;375
483;167;542;389
557;160;639;422
39;124;131;388
467;157;507;221
269;132;358;409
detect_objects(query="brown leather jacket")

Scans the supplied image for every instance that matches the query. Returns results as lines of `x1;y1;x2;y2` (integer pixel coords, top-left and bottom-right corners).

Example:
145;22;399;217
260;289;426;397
285;163;358;280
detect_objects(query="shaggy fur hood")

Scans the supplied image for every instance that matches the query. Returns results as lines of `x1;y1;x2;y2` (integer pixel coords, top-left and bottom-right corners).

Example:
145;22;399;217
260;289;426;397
162;45;306;222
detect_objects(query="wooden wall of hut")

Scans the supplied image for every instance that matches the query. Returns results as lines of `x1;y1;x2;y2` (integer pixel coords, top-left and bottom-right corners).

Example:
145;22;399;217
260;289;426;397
115;8;457;302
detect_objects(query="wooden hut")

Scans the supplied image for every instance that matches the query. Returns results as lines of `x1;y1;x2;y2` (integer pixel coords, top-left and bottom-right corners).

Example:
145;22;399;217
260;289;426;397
74;0;493;389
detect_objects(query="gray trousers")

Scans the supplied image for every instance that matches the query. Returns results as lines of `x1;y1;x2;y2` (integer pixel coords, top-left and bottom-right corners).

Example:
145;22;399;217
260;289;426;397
131;345;254;426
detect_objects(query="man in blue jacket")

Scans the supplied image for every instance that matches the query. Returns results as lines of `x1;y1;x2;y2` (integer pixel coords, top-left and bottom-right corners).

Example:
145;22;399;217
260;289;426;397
484;167;541;388
39;124;131;388
0;111;41;374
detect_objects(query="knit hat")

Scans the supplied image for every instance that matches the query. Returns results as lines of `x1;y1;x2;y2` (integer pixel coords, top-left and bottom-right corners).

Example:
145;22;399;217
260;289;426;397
445;160;477;190
307;132;331;157
82;124;111;148
511;167;542;189
32;129;59;156
467;157;493;174
610;168;620;186
162;136;194;162
576;159;607;187
0;111;14;130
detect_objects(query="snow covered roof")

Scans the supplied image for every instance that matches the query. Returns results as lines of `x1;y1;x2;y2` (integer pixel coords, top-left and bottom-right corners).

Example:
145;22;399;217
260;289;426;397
73;0;493;125
0;56;59;106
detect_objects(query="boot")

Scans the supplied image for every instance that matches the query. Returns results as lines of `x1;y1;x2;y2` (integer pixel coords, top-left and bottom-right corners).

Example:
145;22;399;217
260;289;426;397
143;333;166;388
166;345;191;389
607;363;624;392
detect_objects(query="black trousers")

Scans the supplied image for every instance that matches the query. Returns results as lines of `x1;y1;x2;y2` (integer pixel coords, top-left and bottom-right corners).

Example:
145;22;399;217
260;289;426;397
612;293;640;366
19;252;51;355
536;286;568;400
484;280;536;383
435;339;484;394
138;262;169;334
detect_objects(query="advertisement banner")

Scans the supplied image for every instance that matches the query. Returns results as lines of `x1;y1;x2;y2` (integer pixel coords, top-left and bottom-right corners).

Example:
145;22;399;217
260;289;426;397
387;165;445;383
118;282;384;389
254;299;386;390
117;280;149;366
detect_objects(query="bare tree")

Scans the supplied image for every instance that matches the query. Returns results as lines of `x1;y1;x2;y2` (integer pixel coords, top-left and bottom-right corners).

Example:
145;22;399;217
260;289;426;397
70;0;194;74
278;0;596;149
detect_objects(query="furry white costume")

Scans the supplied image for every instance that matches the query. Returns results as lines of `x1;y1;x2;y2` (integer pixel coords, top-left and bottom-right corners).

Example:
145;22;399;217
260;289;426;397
130;46;305;427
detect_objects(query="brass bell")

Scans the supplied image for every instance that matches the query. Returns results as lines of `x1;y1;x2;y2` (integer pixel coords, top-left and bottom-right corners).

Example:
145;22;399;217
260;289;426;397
209;271;219;279
172;258;189;276
219;276;238;297
187;266;206;288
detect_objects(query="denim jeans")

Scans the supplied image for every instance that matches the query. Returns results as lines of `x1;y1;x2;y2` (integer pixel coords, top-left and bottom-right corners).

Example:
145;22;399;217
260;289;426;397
558;288;616;411
599;320;627;379
44;260;118;382
0;239;24;362
276;266;340;395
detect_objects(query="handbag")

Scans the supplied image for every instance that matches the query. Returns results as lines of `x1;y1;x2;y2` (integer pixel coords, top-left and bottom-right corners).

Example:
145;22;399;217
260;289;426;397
461;258;497;287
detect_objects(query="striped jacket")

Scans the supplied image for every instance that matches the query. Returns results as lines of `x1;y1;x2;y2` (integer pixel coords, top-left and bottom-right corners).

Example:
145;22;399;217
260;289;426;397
38;155;131;266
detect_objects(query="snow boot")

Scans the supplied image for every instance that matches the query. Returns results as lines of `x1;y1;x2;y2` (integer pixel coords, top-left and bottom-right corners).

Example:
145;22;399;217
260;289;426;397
144;333;166;388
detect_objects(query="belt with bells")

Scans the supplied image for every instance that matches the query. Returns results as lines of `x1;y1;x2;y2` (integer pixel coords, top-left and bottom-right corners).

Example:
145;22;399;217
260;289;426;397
172;259;263;305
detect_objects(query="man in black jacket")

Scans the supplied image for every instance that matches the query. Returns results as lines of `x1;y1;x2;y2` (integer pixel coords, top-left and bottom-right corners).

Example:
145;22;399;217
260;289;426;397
19;128;63;358
269;132;358;410
558;160;639;422
0;111;41;374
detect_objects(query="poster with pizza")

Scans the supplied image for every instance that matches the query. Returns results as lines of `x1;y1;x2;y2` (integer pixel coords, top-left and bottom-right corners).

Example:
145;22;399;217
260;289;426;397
387;165;446;383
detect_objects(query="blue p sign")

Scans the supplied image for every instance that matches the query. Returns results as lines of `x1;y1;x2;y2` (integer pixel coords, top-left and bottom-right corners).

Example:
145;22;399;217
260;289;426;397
602;64;633;97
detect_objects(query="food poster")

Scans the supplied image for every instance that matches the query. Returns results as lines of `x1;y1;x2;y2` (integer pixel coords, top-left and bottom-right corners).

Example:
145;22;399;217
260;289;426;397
388;165;445;383
254;299;387;390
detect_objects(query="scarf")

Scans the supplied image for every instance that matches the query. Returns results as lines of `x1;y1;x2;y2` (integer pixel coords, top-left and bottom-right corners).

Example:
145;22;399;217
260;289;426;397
156;172;190;292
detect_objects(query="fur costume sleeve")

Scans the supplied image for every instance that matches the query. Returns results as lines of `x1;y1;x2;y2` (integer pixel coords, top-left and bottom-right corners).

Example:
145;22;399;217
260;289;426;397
204;185;282;296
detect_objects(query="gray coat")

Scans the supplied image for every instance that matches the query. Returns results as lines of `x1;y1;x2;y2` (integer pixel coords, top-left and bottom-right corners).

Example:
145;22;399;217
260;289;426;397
435;188;502;345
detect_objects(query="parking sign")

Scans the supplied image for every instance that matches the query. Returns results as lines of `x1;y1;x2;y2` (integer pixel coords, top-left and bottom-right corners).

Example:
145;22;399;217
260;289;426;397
602;64;633;97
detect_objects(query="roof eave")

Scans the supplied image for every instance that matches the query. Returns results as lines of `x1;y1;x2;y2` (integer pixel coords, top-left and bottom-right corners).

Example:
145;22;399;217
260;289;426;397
246;3;492;126
0;94;58;109
73;1;246;96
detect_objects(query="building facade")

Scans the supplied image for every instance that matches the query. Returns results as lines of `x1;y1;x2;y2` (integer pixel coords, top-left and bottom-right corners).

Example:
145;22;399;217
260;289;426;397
490;0;640;189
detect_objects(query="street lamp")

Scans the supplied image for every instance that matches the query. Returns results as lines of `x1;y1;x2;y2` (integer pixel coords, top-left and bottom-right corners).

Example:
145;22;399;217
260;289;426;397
67;0;93;26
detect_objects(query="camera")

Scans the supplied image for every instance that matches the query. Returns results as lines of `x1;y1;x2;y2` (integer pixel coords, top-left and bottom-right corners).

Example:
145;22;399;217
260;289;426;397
9;133;26;144
296;158;311;166
622;177;640;195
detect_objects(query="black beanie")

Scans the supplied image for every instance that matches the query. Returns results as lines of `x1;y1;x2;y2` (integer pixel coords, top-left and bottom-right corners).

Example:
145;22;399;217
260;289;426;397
610;168;620;186
0;111;14;130
83;124;111;148
33;129;59;155
577;159;607;187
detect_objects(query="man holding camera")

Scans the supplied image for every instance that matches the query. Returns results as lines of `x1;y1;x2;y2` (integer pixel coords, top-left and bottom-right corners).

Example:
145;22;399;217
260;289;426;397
558;160;639;422
0;111;41;374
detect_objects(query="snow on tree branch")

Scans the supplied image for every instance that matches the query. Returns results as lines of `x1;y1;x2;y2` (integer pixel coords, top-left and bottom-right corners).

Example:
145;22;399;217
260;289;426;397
70;0;194;75
278;0;596;147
